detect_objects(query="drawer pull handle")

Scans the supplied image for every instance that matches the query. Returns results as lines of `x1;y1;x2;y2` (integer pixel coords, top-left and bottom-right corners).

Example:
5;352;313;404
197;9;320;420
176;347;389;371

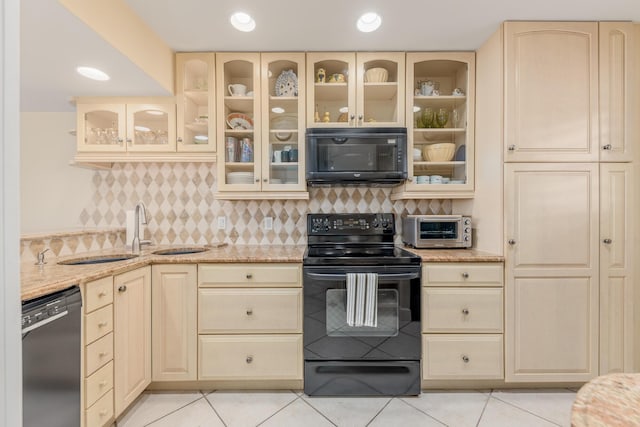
118;285;127;292
462;308;470;316
246;356;253;364
603;238;612;244
99;381;107;387
99;409;108;416
246;309;253;316
99;352;107;357
98;291;107;297
246;273;253;279
98;321;108;327
461;272;469;279
462;355;470;363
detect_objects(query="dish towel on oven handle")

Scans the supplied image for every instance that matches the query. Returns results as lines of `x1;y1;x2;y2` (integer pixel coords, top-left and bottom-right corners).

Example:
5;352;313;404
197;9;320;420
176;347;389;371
345;272;378;327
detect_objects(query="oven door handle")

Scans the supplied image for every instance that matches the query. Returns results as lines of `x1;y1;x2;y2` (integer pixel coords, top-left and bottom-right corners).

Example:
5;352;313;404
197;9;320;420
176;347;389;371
305;272;420;281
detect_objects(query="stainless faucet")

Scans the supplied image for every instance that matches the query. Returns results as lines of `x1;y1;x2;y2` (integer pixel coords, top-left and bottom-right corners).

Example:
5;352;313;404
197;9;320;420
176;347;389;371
132;202;152;254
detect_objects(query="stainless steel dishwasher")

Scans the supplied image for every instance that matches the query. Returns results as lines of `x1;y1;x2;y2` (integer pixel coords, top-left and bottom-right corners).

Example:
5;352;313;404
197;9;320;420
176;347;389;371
22;286;82;427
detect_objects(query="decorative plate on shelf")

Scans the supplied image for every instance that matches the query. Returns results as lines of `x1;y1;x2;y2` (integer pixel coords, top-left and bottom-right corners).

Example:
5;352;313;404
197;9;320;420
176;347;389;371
226;113;254;130
275;69;298;96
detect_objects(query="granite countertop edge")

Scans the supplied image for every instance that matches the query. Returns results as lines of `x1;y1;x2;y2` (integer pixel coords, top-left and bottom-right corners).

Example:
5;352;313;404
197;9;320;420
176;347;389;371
21;245;503;301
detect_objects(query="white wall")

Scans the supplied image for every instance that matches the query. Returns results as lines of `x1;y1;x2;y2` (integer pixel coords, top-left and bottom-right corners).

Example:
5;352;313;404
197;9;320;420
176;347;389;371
2;0;22;424
20;112;94;233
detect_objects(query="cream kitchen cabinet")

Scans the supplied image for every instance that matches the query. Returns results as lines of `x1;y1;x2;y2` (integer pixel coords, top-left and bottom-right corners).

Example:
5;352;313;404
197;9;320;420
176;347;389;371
422;263;504;381
504;163;600;382
151;264;197;382
197;263;303;384
175;53;216;152
502;21;636;162
113;266;151;417
306;52;405;128
216;53;308;200
76;97;176;153
599;163;634;374
392;52;475;200
81;276;114;427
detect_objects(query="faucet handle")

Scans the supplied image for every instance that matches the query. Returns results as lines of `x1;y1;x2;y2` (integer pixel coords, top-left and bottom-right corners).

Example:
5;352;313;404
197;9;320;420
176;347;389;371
35;248;50;265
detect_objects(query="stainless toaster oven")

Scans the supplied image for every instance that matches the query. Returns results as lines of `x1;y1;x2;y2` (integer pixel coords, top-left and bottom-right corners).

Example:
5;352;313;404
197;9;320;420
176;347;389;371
402;215;472;248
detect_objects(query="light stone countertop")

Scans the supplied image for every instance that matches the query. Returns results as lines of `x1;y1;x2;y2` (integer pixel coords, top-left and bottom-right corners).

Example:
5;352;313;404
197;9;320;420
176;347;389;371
21;244;503;301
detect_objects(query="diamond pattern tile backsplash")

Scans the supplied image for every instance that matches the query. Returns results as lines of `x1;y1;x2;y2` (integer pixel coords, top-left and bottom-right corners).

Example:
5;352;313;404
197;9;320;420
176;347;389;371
78;162;451;246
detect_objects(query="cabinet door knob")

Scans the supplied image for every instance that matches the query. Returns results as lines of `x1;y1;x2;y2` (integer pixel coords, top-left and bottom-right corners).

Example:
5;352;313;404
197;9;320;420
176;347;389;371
508;239;516;245
246;309;253;316
255;178;260;182
462;308;470;316
508;145;516;151
118;285;127;292
246;273;253;279
603;238;612;244
462;355;470;363
177;137;183;143
602;144;612;150
461;272;469;279
117;138;124;145
246;356;253;364
263;179;268;182
126;138;132;145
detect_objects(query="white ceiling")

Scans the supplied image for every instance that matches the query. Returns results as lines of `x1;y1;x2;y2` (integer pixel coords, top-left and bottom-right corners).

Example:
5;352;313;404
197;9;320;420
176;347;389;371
21;0;640;112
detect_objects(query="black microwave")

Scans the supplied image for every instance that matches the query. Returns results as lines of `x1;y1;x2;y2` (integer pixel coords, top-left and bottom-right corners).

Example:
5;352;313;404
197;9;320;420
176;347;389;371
305;127;407;186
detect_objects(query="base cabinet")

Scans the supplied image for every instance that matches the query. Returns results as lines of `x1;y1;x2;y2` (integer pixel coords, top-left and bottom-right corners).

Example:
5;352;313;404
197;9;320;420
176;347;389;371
81;276;115;427
114;266;151;417
197;263;303;383
422;262;504;382
151;264;197;381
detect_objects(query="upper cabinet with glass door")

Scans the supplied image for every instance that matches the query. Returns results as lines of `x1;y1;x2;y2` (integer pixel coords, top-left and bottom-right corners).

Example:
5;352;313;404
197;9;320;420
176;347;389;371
392;52;475;199
215;53;261;192
176;53;216;152
76;98;176;153
306;52;405;127
261;53;307;195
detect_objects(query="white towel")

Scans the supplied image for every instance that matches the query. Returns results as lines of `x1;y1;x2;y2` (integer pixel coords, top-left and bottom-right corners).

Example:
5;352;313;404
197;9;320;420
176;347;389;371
364;273;378;327
346;273;357;326
354;273;366;327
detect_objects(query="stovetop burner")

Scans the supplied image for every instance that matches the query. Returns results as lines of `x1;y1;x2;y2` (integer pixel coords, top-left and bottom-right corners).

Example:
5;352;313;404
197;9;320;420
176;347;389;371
304;213;421;266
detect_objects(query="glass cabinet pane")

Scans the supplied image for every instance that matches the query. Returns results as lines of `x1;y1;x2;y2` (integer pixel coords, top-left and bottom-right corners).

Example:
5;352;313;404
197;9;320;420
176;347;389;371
132;109;170;146
181;58;210;147
411;58;471;187
84;110;121;146
311;58;350;126
360;57;403;126
266;59;301;187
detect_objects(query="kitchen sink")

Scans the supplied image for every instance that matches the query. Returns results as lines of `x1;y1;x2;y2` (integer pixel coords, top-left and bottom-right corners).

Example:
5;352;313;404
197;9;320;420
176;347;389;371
152;247;209;256
58;254;139;265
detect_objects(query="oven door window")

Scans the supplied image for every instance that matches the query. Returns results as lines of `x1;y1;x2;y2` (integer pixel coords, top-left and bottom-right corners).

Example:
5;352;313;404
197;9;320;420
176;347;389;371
419;221;458;240
326;289;399;337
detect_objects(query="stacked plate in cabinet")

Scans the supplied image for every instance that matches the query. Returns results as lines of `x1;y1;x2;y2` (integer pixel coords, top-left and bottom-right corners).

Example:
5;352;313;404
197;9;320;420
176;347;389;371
226;172;254;185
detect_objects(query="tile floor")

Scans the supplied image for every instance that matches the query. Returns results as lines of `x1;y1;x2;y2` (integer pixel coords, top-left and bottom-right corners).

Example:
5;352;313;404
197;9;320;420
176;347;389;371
116;388;578;427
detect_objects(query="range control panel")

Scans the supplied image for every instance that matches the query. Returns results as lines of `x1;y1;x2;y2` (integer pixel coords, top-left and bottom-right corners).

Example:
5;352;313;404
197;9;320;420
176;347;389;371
308;213;395;235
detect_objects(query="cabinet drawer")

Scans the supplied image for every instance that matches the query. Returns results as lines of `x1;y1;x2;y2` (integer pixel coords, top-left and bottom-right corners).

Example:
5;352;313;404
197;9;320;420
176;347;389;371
199;264;301;287
85;304;113;344
423;334;503;380
85;388;113;427
423;263;503;287
85;361;113;409
84;276;113;313
85;332;113;376
199;288;302;333
198;335;302;380
423;288;503;333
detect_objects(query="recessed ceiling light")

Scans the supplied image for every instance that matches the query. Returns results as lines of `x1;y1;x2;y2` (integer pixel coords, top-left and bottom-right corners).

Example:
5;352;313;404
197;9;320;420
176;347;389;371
271;107;285;114
357;12;382;33
76;66;110;81
230;12;256;32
